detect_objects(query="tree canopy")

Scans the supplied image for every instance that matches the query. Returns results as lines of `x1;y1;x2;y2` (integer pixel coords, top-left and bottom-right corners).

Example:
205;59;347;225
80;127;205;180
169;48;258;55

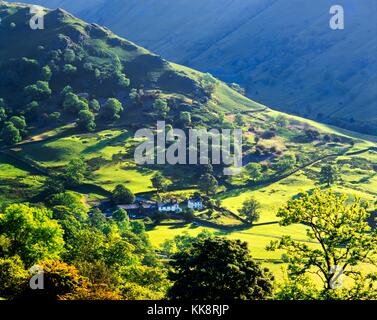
168;237;274;300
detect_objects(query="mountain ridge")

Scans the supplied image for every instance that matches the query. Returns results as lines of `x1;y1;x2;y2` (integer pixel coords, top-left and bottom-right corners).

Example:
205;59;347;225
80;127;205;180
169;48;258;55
13;0;377;135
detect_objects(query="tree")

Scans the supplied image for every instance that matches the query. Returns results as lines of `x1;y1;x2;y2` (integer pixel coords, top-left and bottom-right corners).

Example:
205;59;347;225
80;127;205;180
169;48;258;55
24;81;51;101
151;172;169;193
245;163;263;182
63;64;77;74
25;259;86;300
63;158;87;187
44;175;65;195
168;237;274;300
319;164;339;187
49;112;61;122
77;109;96;132
60;85;73;97
273;153;296;172
48;191;87;220
179;111;191;127
0;104;7;124
42;65;52;81
0;204;64;266
153;98;170;119
111;184;135;205
198;173;218;195
1;122;21;145
116;72;130;88
89;99;101;112
102;98;123;121
0;256;29;299
239;197;261;224
235;113;244;126
112;208;129;223
129;88;142;106
267;189;377;299
63;92;88;114
64;49;76;63
9;116;27;134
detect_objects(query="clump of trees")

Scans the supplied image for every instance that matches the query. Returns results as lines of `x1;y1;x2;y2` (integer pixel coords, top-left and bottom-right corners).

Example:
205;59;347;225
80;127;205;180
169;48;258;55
0;198;168;301
24;81;51;101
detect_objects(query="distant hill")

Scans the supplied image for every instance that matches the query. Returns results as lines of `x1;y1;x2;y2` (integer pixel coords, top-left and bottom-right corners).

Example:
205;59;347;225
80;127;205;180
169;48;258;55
16;0;377;135
0;1;265;144
0;1;376;208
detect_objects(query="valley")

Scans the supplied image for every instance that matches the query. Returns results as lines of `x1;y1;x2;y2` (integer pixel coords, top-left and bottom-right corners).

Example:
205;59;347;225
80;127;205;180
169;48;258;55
0;2;376;300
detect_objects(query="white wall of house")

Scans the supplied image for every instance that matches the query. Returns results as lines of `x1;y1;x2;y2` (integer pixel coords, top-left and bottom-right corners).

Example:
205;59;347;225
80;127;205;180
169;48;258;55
187;200;203;210
158;204;182;213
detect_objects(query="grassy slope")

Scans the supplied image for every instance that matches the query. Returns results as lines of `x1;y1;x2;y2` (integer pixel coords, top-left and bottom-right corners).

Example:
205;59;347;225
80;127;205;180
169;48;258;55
15;0;377;134
0;2;376;283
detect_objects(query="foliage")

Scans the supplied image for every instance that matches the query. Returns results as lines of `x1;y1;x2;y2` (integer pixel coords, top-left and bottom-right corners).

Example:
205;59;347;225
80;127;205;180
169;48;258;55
0;204;64;266
77;109;96;131
102;98;123;121
0;256;29;299
245;162;263;182
153;98;170;119
168;237;274;300
267;189;377;299
239;197;261;224
151;172;169;193
111;184;135;205
62;158;88;187
24;81;51;101
63;92;88;114
319;164;339;187
1;122;21;145
198;173;218;195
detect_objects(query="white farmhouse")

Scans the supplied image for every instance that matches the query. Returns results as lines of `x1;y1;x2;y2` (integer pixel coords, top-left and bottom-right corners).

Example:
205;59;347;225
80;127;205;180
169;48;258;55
158;202;182;213
187;198;203;210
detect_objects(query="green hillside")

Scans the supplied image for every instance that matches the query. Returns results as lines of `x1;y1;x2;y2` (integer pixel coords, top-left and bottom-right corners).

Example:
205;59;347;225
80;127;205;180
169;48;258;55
0;2;376;287
16;0;377;135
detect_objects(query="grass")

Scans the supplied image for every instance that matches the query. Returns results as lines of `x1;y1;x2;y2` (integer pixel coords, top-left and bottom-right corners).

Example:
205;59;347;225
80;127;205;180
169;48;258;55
92;163;154;193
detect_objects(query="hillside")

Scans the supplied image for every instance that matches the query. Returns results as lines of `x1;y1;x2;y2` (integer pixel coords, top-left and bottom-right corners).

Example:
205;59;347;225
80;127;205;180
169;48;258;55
14;0;377;135
0;1;376;283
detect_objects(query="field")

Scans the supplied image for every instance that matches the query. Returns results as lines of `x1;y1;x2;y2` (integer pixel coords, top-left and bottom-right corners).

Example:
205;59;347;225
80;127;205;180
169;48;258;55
0;2;376;287
2;83;376;283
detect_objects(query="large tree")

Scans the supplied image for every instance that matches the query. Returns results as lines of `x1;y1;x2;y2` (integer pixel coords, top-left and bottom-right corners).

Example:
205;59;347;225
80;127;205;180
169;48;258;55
268;189;377;299
62;158;87;187
111;184;135;205
102;98;123;121
168;237;274;300
153;98;170;119
239;197;261;225
24;81;51;101
77;109;96;132
245;162;263;182
0;204;64;266
151;172;169;194
319;164;339;187
63;92;88;114
1;122;21;145
198;173;218;196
